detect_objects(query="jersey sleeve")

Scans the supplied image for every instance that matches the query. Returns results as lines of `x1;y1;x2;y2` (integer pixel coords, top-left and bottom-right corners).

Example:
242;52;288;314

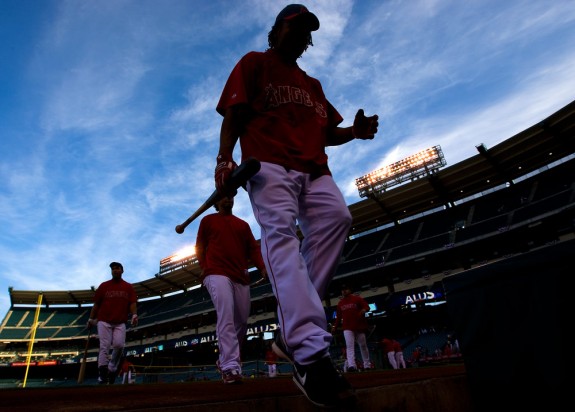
195;215;211;270
129;283;138;304
216;52;259;115
244;222;265;271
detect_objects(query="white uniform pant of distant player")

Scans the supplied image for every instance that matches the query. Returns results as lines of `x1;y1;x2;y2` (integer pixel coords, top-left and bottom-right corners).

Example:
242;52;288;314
97;321;126;373
122;369;135;384
343;330;371;370
203;274;250;373
247;162;352;365
267;363;277;378
395;350;406;368
387;350;398;369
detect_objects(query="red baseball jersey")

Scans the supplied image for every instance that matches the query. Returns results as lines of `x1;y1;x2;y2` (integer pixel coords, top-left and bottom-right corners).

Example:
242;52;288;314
265;348;279;365
196;213;265;285
93;278;137;324
381;338;395;353
217;49;343;177
333;293;370;332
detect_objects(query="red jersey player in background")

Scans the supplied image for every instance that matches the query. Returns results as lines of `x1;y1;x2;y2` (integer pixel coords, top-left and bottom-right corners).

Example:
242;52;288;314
195;196;267;384
381;338;398;369
120;358;136;384
331;284;373;372
88;262;138;384
214;4;378;408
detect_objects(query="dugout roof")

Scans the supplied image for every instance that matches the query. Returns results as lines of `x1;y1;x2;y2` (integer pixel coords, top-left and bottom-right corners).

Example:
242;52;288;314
8;99;575;307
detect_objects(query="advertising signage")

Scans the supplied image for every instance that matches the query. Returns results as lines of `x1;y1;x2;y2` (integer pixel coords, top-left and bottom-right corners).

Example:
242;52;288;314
126;321;280;356
10;360;59;367
387;285;445;309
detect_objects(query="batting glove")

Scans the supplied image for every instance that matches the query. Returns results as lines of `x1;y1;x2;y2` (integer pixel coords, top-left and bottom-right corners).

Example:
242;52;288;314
352;109;379;140
215;153;238;195
87;318;98;327
130;314;138;327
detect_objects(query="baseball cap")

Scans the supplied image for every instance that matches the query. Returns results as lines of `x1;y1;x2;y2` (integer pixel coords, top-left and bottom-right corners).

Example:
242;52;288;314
275;4;319;31
109;262;123;270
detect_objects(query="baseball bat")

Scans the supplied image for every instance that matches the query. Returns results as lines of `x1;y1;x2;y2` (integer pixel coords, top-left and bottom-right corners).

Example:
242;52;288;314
175;157;261;234
77;327;91;384
251;277;267;287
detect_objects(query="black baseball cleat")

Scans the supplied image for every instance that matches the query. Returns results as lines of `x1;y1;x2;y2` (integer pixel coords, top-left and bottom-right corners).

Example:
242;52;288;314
221;369;243;384
292;357;357;408
98;366;108;385
108;368;119;385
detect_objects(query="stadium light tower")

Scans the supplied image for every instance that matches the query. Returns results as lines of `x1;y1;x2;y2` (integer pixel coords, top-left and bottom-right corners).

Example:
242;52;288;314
355;145;447;198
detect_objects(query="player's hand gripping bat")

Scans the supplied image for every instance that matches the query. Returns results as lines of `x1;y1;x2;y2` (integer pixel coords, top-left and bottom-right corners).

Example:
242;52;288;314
175;157;261;234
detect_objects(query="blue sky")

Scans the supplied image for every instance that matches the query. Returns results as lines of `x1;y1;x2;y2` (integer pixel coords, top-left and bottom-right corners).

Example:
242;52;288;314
1;0;574;315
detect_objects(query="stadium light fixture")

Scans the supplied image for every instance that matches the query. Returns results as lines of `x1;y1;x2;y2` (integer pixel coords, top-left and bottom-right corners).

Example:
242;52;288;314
355;145;447;198
159;245;197;275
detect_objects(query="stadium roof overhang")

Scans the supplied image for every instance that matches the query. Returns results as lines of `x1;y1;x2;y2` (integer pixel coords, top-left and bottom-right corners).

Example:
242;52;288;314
8;99;575;307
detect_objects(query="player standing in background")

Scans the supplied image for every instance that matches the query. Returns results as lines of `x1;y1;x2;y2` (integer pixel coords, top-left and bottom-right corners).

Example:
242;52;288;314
120;358;136;384
393;339;406;368
381;337;398;369
195;196;267;384
214;4;378;407
331;284;373;372
265;342;279;378
88;262;138;384
410;345;422;367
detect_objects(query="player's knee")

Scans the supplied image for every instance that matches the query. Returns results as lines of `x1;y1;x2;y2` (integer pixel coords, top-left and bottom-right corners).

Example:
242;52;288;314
343;210;352;228
335;207;352;231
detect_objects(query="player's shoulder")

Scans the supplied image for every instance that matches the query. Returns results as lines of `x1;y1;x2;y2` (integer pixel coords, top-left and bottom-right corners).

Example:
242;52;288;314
244;50;265;58
119;278;133;287
202;212;219;221
239;50;274;66
231;214;250;226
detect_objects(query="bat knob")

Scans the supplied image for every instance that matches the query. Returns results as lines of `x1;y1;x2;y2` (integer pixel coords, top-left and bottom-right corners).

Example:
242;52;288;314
175;225;185;234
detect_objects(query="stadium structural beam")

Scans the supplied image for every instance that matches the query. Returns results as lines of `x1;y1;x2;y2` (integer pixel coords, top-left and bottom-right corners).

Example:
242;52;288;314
154;273;187;294
427;174;455;208
67;291;82;307
368;193;399;226
139;282;159;296
476;143;514;186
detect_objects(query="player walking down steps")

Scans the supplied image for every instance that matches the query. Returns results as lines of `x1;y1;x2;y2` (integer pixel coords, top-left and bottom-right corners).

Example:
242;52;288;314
213;4;379;408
